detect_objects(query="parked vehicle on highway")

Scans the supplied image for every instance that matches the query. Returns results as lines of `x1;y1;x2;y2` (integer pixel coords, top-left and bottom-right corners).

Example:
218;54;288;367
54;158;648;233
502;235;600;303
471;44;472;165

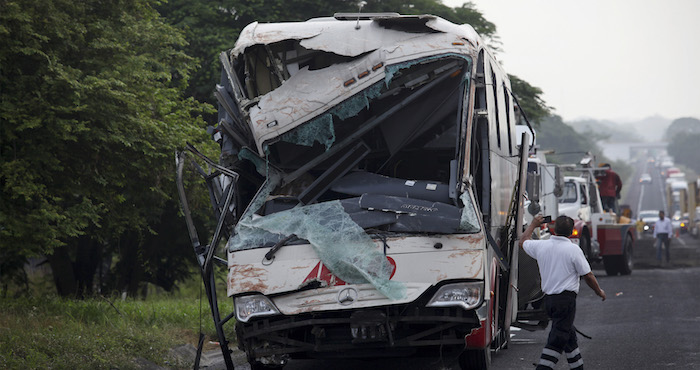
666;173;686;187
638;210;660;235
639;173;652;184
177;13;541;370
670;210;683;233
680;214;690;233
691;211;700;239
665;167;681;178
558;154;636;276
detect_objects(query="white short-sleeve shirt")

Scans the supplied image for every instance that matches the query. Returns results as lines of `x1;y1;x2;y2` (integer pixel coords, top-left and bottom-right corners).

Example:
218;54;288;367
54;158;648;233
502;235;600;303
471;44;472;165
523;236;591;294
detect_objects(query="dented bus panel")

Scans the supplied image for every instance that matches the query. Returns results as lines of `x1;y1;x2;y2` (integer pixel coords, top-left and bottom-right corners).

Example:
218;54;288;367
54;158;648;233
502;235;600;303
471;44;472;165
179;13;536;369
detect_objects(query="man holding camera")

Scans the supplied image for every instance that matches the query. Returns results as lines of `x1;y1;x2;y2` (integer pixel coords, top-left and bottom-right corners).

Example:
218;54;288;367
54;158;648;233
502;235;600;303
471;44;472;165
519;215;606;370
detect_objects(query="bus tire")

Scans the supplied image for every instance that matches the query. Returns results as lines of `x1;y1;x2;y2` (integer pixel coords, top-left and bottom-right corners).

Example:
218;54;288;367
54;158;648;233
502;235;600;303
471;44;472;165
459;347;492;370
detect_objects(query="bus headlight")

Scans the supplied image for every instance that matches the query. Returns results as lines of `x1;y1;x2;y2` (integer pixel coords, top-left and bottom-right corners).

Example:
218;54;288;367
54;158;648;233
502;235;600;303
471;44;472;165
234;295;280;322
427;282;483;311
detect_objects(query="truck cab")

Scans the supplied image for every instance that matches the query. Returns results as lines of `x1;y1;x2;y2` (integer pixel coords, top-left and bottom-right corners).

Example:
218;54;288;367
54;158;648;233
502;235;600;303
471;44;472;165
557;157;635;276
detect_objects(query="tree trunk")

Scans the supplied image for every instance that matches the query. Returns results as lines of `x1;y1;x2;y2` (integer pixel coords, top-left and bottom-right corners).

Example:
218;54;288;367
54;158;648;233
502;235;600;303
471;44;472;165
48;246;77;297
75;237;102;298
116;234;143;298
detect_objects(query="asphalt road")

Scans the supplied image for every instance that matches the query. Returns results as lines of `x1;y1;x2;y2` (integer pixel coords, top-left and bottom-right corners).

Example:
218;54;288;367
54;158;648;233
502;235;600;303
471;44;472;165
492;262;700;369
623;157;667;215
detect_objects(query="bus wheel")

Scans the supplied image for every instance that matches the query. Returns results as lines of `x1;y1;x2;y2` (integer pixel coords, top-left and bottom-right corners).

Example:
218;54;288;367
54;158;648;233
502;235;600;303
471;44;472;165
459;348;491;370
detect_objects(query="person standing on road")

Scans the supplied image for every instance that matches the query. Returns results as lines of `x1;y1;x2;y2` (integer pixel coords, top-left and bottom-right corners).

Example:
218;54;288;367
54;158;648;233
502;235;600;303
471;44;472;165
519;215;606;370
653;210;673;265
596;163;623;214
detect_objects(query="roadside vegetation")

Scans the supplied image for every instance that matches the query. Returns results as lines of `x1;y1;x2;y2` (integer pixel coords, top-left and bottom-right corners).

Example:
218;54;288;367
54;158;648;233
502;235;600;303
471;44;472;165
0;275;232;369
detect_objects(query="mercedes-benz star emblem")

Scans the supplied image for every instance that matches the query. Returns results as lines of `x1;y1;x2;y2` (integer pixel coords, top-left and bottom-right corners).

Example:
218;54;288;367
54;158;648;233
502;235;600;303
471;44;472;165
337;287;358;306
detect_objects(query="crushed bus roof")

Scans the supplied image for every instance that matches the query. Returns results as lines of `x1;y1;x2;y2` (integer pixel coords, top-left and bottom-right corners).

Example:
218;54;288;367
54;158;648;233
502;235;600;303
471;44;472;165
231;14;482;59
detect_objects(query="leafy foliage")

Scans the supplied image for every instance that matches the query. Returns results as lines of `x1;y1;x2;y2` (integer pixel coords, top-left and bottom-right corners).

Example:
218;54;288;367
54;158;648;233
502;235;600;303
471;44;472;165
536;115;602;164
665;117;700;140
665;117;700;173
668;133;700;174
509;74;551;126
0;0;213;295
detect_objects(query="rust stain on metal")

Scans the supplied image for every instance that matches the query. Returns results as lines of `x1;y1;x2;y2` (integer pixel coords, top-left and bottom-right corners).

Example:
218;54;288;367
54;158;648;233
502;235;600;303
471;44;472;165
229;264;269;292
453;234;484;243
232;279;269;293
231;264;267;278
447;249;476;259
301;299;322;306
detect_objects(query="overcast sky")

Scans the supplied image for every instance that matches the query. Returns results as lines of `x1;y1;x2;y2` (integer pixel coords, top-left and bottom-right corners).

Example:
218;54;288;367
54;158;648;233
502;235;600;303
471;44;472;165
441;0;700;123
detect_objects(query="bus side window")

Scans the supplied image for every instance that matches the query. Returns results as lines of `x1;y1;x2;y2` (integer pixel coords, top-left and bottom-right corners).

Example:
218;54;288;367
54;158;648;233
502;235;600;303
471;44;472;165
503;82;513;156
489;65;501;149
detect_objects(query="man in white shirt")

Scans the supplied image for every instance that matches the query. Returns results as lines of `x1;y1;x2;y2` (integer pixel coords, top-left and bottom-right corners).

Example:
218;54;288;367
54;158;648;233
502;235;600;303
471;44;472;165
519;215;606;370
653;210;673;265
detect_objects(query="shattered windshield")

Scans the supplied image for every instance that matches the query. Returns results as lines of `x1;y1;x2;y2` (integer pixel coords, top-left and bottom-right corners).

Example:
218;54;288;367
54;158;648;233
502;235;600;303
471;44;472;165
226;54;478;245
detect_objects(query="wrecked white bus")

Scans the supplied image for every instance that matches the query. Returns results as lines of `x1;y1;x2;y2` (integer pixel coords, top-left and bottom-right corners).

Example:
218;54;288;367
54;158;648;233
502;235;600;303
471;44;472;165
177;13;538;369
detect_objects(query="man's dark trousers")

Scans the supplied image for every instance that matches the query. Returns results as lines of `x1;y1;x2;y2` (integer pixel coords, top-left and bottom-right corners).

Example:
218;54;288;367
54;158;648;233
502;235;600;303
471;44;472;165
536;291;583;370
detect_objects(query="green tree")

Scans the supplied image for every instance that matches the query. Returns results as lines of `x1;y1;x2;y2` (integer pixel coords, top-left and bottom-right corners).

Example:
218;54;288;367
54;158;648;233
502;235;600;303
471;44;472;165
665;117;700;174
537;115;602;164
667;132;700;174
665;117;700;140
508;75;551;126
0;0;213;296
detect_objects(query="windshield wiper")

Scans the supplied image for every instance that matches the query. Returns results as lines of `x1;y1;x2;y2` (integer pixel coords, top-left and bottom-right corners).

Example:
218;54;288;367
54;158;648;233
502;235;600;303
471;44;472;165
263;234;298;262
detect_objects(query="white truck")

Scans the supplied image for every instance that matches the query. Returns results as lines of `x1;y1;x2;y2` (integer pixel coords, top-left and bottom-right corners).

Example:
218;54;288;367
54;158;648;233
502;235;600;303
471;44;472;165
558;154;635;276
517;128;563;236
177;13;540;369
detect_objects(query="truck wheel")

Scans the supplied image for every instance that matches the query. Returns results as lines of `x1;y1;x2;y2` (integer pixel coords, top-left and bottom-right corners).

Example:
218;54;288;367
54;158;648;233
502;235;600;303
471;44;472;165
580;233;592;260
617;237;633;275
459;348;491;370
602;256;619;276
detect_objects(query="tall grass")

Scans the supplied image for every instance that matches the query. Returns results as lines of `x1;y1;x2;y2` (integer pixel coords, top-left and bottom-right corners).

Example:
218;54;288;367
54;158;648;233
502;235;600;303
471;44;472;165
0;276;235;369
